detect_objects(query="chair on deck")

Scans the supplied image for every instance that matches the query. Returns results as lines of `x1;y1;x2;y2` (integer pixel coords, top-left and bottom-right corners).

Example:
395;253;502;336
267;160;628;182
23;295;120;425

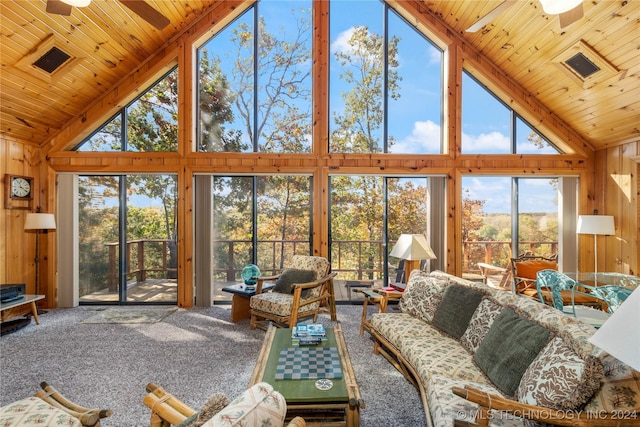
249;255;337;330
477;262;512;290
537;270;633;314
510;255;558;297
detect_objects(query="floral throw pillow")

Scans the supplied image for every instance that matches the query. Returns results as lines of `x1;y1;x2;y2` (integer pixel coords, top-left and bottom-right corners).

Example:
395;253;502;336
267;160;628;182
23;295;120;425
460;297;504;354
398;272;448;323
516;336;604;410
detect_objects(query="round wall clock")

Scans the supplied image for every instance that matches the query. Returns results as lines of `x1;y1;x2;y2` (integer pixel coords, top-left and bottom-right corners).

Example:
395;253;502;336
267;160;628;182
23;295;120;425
5;174;33;200
11;176;32;199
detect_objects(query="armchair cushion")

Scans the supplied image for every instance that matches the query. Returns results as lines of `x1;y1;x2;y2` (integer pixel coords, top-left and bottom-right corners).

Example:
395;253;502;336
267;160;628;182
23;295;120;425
514;259;557;280
273;269;316;295
204;382;286;427
0;397;82;427
474;308;552;396
250;291;320;317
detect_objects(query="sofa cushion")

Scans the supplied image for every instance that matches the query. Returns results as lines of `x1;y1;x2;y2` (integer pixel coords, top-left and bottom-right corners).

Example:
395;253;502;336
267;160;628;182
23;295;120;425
432;285;484;339
205;382;286;427
400;335;489;385
516;336;604;410
370;312;438;350
474;308;552;396
460;297;504;354
426;375;525;427
399;271;449;323
273;269;315;294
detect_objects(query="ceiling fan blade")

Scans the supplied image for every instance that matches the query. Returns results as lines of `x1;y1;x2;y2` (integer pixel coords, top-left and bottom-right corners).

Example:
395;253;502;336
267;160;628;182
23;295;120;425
558;4;584;29
119;0;170;30
46;0;73;16
466;0;518;33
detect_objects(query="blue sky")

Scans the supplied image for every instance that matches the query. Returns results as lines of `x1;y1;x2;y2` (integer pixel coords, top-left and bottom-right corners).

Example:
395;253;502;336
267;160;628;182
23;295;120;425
199;0;560;215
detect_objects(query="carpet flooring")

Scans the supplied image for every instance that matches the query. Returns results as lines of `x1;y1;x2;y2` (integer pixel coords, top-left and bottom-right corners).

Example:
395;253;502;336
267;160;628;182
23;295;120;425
0;304;426;426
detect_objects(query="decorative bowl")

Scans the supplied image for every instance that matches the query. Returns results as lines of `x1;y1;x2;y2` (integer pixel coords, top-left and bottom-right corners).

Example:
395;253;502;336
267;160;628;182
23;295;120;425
241;264;261;287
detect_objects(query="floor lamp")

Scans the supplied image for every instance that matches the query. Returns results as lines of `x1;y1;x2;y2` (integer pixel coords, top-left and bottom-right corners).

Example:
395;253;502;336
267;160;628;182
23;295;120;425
390;234;436;283
576;214;614;285
24;212;57;295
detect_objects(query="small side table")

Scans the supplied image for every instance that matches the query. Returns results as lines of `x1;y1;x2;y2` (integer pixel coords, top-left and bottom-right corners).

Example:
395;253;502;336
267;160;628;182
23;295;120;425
221;283;274;322
0;294;45;325
357;288;403;336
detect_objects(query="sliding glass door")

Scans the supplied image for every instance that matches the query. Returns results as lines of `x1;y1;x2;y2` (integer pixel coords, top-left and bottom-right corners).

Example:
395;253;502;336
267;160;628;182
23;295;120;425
78;174;178;304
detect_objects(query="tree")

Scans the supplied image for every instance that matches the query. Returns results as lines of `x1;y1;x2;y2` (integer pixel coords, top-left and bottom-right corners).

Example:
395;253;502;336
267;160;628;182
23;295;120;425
330;26;400;153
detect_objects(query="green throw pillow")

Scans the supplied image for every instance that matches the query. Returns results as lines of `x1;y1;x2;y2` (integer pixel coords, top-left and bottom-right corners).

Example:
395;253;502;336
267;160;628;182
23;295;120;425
474;307;552;397
431;284;484;339
273;269;316;294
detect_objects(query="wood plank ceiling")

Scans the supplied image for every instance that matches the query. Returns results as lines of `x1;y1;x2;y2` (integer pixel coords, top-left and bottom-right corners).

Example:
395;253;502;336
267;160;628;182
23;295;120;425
1;0;638;151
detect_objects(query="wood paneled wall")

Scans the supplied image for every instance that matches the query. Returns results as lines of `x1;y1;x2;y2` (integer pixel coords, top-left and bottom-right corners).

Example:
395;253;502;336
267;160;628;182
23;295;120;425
2;1;638;308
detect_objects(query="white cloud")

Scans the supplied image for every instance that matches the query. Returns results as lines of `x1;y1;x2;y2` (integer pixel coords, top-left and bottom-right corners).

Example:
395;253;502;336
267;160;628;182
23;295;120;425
331;27;357;55
391;119;441;153
428;46;441;66
461;131;510;153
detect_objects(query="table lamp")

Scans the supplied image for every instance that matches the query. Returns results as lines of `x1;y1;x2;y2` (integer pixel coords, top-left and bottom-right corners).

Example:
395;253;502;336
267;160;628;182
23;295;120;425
577;213;614;285
24;212;57;295
389;234;436;283
589;286;640;371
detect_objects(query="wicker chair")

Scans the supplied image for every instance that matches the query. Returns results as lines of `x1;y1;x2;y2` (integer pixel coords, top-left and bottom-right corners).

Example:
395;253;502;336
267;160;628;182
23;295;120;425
0;382;112;427
144;383;306;427
249;255;337;330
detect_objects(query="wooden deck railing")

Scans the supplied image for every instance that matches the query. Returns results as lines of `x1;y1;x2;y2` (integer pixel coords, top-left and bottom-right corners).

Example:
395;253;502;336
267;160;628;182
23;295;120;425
105;238;558;291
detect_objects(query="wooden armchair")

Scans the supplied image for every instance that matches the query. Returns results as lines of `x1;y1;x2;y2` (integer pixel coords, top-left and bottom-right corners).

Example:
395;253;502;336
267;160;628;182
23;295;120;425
250;255;337;330
144;383;306;427
0;382;112;427
452;385;638;426
510;255;558;297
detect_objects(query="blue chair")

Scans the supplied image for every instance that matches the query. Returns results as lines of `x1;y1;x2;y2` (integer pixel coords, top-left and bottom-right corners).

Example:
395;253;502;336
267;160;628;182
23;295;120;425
535;270;631;327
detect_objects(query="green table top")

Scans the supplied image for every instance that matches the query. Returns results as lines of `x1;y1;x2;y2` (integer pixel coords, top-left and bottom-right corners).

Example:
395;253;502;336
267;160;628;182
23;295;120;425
262;327;349;404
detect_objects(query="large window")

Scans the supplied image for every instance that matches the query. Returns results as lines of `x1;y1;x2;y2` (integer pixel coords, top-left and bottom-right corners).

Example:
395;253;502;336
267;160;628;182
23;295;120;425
75;69;178;152
329;1;443;153
211;175;312;286
197;0;313;152
329;175;435;291
461;71;559;154
461;176;560;276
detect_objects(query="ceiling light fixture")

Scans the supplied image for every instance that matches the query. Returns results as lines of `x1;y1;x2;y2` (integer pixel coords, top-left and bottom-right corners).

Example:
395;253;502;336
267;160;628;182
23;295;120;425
539;0;582;15
61;0;91;7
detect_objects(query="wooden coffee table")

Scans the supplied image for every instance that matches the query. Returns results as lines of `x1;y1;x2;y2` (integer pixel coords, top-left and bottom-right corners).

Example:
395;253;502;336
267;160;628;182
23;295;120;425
249;324;364;426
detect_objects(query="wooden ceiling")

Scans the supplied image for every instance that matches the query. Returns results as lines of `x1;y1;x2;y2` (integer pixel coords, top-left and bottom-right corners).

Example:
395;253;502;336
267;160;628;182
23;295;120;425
1;0;638;151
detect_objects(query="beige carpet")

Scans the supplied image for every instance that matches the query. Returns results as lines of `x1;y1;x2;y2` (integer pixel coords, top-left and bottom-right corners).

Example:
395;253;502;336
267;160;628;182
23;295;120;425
80;306;178;324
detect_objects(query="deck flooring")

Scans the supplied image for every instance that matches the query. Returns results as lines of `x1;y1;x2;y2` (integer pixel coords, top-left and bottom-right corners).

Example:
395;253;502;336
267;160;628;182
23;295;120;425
79;278;380;304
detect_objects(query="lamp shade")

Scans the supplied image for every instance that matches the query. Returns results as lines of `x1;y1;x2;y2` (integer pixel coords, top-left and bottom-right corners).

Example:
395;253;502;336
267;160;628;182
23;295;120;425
589;286;640;371
61;0;91;7
576;215;615;235
539;0;582;15
24;213;57;230
389;234;436;260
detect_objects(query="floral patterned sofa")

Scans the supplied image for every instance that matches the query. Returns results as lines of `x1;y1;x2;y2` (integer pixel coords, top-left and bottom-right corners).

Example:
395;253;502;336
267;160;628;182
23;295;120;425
368;270;639;426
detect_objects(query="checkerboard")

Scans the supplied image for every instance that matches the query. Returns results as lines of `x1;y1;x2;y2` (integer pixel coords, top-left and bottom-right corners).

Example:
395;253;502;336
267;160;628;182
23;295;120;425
275;347;343;380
